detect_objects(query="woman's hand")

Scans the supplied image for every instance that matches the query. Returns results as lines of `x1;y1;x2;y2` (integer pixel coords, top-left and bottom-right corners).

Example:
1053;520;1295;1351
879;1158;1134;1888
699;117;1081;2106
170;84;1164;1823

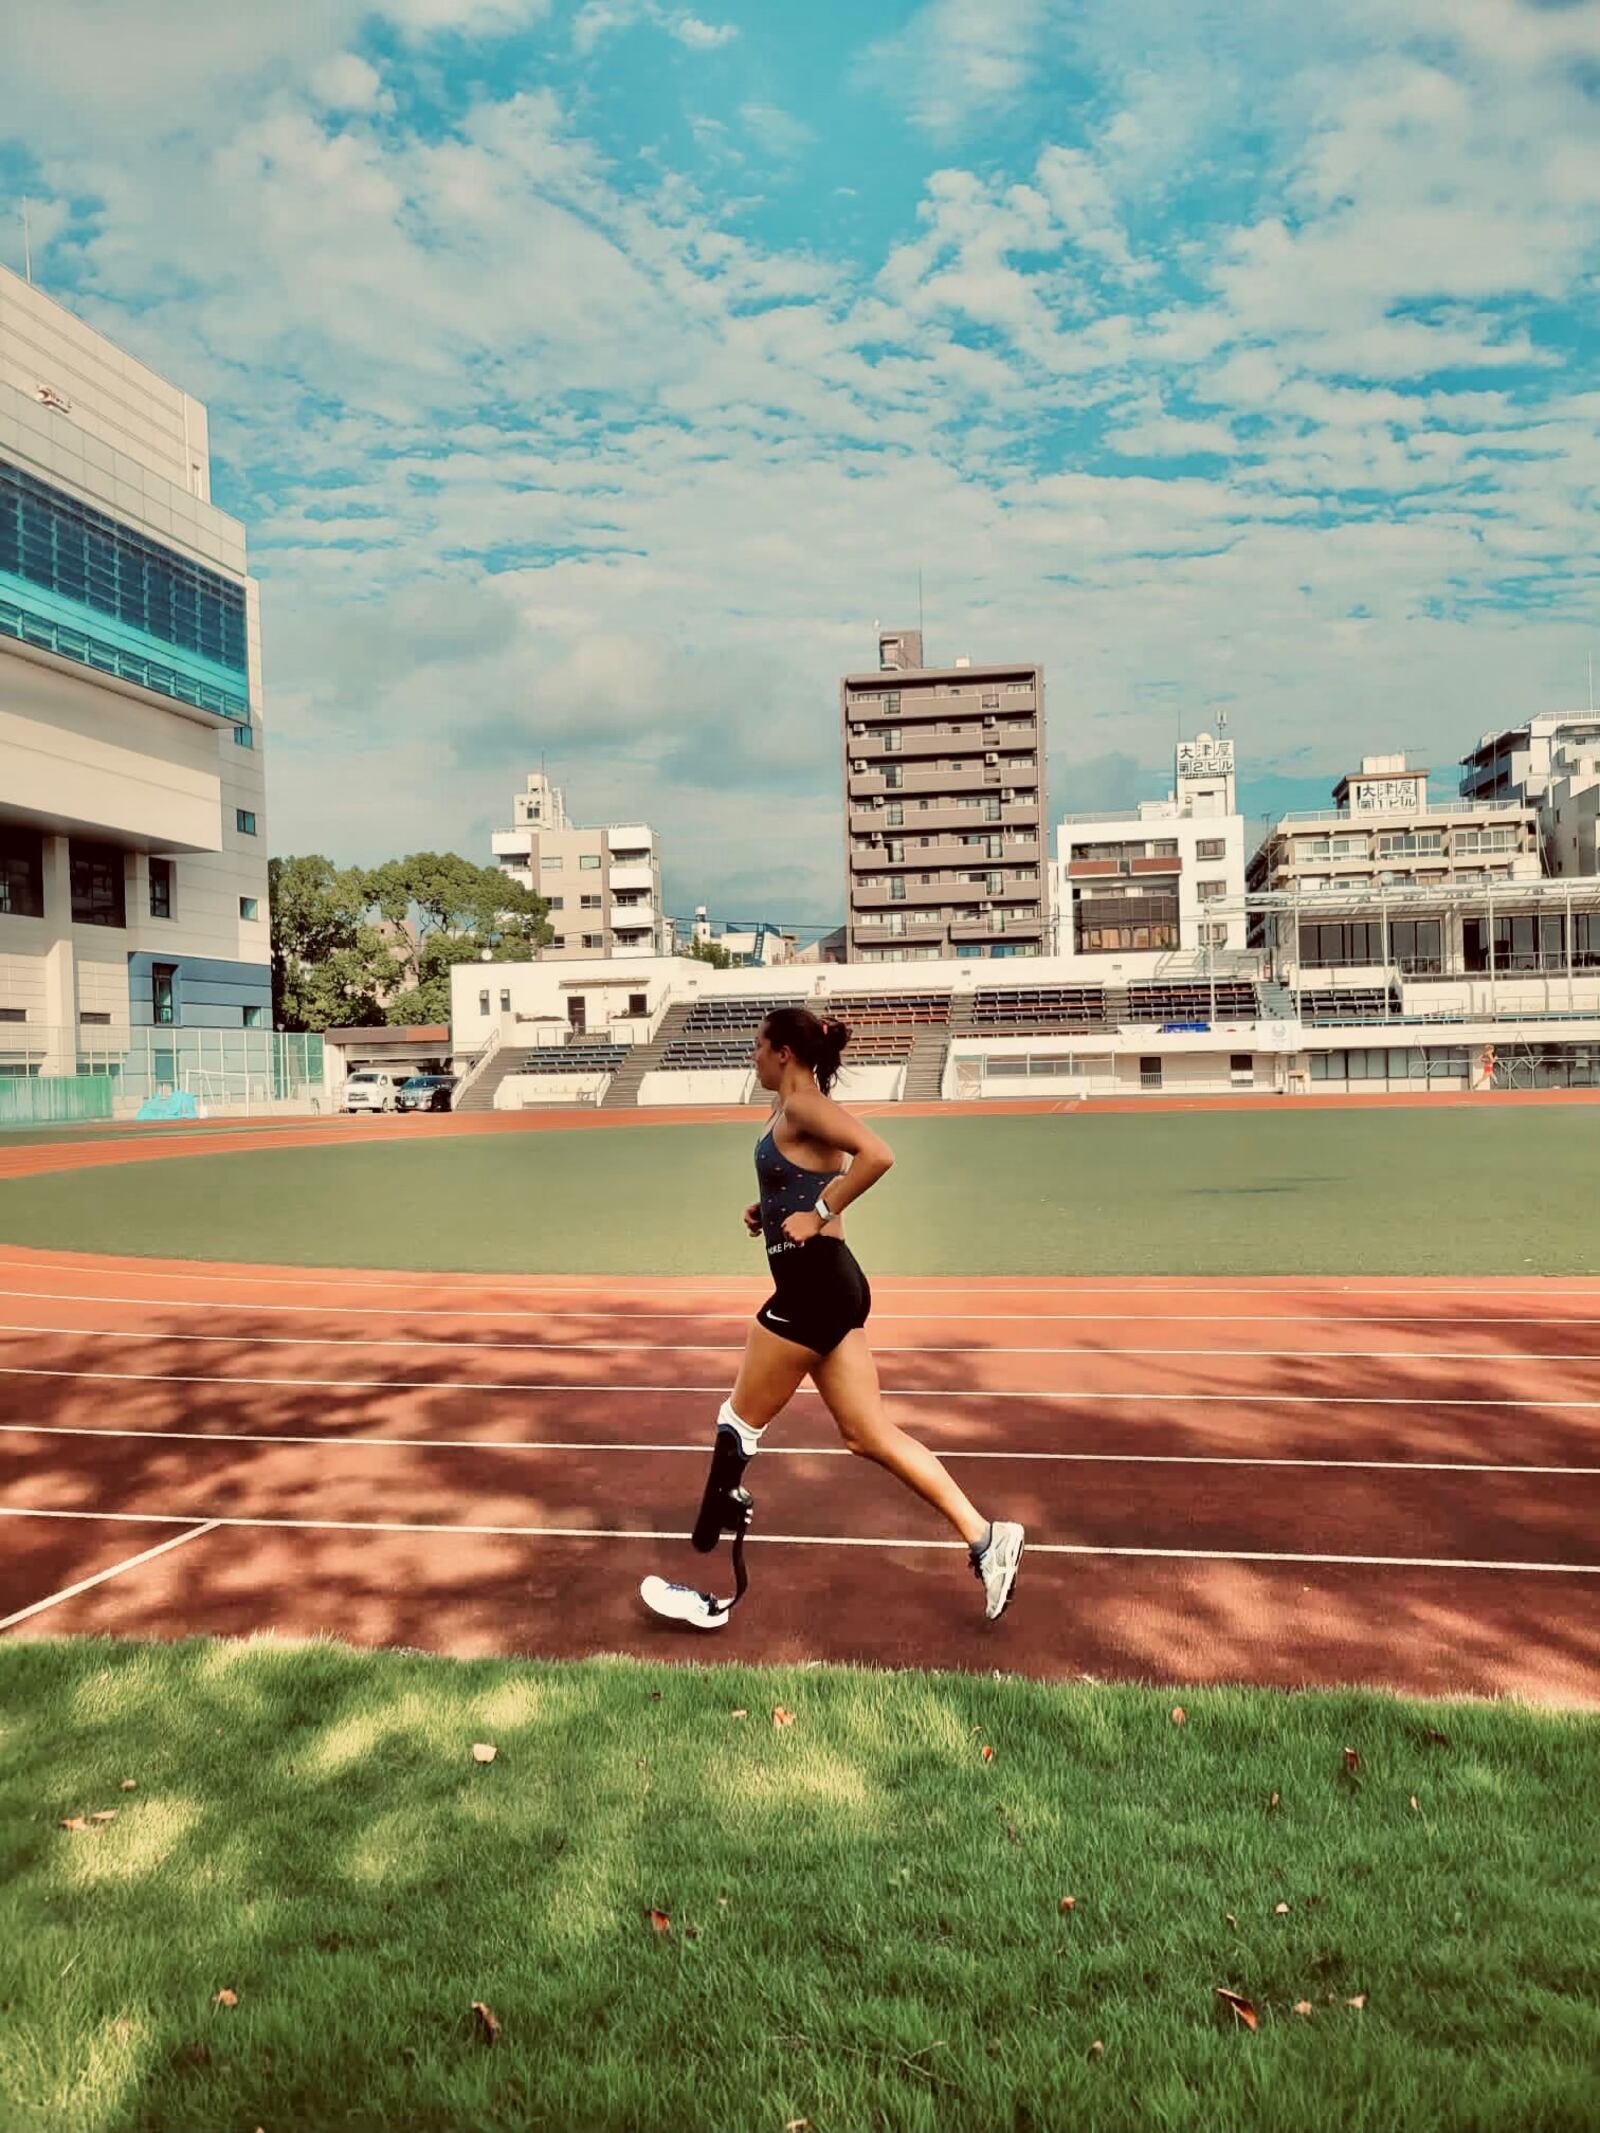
743;1202;762;1237
780;1209;824;1246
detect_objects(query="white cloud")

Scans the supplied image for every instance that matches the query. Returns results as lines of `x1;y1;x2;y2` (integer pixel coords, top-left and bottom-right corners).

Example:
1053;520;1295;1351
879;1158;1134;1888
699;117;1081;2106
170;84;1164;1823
309;53;390;113
572;0;735;54
669;14;737;49
854;0;1053;138
739;102;815;159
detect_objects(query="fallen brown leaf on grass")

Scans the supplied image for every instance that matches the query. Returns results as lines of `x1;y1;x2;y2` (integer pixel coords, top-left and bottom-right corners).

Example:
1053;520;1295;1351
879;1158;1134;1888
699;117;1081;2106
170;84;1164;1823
772;1706;796;1729
213;1990;238;2008
471;1742;497;1764
119;1778;137;1792
1214;1988;1259;2031
1087;2039;1104;2060
1005;1819;1020;1845
471;2001;500;2044
57;1818;88;1831
1058;1895;1076;1913
89;1810;117;1825
1342;1747;1361;1773
647;1909;672;1935
1266;1790;1281;1812
684;1925;699;1941
1171;1706;1187;1726
1425;1727;1451;1748
1346;1993;1367;2010
1293;2001;1314;2017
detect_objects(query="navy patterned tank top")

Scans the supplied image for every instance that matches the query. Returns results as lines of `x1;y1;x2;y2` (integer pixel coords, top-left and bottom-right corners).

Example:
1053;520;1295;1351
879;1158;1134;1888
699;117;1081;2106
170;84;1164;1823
755;1121;844;1259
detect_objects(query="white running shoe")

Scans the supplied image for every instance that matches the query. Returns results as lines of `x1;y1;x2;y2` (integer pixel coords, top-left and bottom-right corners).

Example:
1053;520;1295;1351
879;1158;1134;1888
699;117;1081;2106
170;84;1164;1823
640;1575;730;1630
972;1522;1024;1621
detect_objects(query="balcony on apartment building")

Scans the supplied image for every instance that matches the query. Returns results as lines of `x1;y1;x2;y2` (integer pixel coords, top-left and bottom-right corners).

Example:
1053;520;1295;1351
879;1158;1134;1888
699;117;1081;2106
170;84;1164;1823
854;878;1039;913
605;824;654;868
848;761;1039;802
608;864;655;895
610;903;656;931
849;799;1038;835
851;834;1041;870
1066;853;1183;879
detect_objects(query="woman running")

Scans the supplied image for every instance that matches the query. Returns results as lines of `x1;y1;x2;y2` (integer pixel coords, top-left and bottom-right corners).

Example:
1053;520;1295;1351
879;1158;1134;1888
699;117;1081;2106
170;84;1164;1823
642;1004;1023;1630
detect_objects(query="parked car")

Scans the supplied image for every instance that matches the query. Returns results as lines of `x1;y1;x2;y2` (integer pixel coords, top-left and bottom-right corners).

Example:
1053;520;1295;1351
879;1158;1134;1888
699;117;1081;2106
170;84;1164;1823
398;1074;455;1114
342;1070;399;1114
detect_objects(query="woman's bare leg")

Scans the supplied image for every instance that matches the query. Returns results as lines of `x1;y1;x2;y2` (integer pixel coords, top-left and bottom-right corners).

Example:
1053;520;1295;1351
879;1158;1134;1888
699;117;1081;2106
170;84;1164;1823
729;1320;817;1430
810;1328;988;1545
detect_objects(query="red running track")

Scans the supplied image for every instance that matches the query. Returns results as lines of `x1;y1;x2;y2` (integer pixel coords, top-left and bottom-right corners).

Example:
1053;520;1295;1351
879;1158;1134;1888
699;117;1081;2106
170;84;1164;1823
0;1243;1597;1704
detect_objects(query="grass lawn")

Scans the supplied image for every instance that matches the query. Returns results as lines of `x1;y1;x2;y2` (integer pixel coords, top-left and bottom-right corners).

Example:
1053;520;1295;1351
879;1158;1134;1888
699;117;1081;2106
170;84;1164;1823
2;1107;1600;1274
1;1640;1596;2133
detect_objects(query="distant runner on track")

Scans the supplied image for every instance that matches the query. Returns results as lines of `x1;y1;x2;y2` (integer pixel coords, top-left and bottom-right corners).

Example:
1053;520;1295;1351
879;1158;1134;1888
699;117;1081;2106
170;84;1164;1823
641;1004;1024;1630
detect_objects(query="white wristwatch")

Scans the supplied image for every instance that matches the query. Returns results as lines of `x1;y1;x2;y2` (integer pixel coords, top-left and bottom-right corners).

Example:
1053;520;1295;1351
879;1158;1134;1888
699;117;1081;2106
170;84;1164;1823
814;1194;835;1223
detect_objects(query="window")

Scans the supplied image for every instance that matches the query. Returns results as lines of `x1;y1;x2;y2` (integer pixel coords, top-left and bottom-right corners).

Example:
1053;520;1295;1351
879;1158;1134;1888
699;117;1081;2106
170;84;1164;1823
0;827;45;918
541;856;563;872
1230;1053;1252;1085
1297;920;1383;967
79;1010;111;1026
629;993;647;1015
1196;838;1226;860
1464;914;1565;973
239;895;258;921
235;809;257;836
149;858;174;919
479;990;490;1014
233;722;254;749
579;854;601;870
242;1005;264;1029
1375;831;1442;858
0;457;249;722
1196;879;1226;902
882;692;900;714
884;764;903;789
547;896;564;911
1389;918;1442;974
1201;922;1229;946
582;933;603;948
0;1007;25;1022
1454;826;1519;854
891;878;906;901
981;692;999;709
887;803;904;827
1152;840;1179;859
984;798;1001;822
151;963;177;1027
70;841;126;928
499;989;511;1012
581;894;602;909
1140;1055;1162;1090
1075;890;1180;954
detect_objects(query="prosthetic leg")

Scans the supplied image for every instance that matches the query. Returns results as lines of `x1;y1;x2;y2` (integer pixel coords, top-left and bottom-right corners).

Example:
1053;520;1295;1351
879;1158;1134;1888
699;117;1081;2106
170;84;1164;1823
639;1422;754;1629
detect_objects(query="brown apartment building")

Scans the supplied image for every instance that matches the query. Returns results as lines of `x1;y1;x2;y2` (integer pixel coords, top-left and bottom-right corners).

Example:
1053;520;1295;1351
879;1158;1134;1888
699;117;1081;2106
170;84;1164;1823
842;629;1047;963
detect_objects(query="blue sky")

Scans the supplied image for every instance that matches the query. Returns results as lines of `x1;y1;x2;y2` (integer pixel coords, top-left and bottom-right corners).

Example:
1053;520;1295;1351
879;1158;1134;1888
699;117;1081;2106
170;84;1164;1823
2;0;1596;932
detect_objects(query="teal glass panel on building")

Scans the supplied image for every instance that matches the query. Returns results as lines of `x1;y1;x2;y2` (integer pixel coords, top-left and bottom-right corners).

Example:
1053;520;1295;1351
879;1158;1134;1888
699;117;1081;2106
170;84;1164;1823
0;458;249;723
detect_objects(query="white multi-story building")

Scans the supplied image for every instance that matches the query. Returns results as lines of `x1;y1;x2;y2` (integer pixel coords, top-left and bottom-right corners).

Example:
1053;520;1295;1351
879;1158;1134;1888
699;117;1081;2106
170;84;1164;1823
1460;713;1600;876
1052;732;1246;968
490;769;662;961
0;264;270;1077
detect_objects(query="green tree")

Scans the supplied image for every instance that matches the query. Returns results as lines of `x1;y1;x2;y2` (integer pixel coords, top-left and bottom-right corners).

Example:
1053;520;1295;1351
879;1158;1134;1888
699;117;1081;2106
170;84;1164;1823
681;934;735;969
362;853;552;1027
269;856;405;1033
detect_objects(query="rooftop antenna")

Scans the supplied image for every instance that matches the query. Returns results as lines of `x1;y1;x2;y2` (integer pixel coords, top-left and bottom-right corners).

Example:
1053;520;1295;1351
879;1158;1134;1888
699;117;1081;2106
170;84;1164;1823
21;199;32;285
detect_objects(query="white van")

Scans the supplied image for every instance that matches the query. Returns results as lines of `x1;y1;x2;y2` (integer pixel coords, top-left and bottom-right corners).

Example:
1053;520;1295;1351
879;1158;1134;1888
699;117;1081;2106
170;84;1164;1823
342;1070;399;1114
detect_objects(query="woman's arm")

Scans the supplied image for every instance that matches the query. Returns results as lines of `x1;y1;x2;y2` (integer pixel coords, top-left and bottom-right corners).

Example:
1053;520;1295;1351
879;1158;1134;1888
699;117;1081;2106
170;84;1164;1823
782;1087;894;1228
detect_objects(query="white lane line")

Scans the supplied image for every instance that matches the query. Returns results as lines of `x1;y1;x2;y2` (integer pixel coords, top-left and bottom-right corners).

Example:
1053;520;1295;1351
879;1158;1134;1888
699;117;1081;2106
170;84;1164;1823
0;1518;220;1632
7;1322;1600;1364
3;1271;1600;1305
0;1504;1594;1576
6;1363;1600;1410
2;1421;1594;1475
3;1288;1600;1331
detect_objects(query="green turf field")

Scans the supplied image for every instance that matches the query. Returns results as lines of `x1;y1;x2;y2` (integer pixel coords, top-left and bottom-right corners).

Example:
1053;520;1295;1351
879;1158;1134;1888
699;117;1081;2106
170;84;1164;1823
1;1107;1597;1274
2;1640;1595;2133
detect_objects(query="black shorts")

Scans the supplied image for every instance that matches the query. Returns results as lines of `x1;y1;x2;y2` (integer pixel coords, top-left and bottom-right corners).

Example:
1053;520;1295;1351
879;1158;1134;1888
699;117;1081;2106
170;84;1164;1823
756;1237;872;1357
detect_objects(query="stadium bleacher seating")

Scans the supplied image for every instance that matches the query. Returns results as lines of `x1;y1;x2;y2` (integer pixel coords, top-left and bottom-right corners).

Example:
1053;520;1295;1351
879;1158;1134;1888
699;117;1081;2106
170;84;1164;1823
512;1043;629;1076
970;985;1109;1035
1297;988;1400;1025
665;992;951;1068
1125;981;1259;1024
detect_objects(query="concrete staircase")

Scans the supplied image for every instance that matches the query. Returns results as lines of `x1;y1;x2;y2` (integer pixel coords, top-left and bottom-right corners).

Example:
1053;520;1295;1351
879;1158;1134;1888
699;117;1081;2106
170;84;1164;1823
1100;984;1130;1029
454;1042;525;1115
600;1001;693;1110
900;1028;949;1102
1258;977;1299;1023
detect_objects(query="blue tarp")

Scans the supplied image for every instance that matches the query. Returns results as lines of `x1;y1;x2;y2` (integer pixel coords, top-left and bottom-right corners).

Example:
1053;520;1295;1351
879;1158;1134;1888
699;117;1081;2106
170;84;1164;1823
134;1091;201;1121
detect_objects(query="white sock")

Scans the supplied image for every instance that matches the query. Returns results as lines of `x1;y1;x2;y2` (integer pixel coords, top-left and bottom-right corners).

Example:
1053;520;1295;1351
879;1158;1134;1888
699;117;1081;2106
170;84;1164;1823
719;1397;763;1457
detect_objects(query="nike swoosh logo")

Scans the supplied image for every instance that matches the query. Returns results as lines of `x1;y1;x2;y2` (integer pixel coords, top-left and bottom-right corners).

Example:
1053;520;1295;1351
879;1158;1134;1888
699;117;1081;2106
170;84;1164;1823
767;1311;789;1323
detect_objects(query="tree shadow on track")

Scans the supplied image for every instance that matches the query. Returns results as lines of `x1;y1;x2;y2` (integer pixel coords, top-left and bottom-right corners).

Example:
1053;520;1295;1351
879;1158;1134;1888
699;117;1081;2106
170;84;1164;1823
2;1285;1598;1702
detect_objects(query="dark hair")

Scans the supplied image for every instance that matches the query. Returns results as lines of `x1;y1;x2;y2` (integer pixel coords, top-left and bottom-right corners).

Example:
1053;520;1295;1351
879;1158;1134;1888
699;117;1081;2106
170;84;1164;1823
761;1005;851;1096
